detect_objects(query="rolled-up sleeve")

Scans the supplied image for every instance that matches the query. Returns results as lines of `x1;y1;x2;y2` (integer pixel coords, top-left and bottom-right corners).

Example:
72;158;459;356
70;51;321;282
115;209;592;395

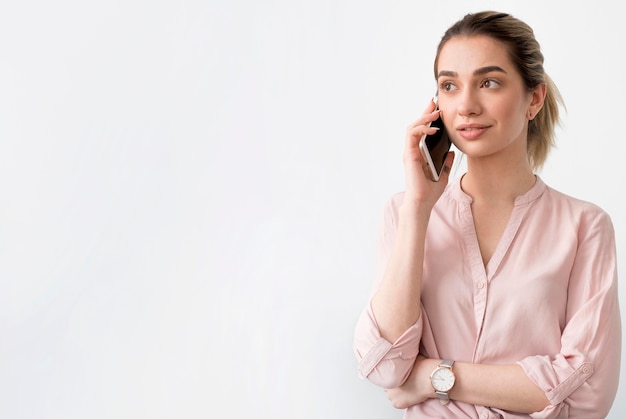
517;210;621;418
354;301;422;388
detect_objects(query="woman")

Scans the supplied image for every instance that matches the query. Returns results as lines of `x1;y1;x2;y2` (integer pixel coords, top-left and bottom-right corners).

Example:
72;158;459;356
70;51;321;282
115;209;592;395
353;11;621;418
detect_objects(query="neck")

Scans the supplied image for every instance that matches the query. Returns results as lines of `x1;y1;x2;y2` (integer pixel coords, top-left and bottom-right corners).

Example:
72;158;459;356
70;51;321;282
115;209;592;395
461;157;536;204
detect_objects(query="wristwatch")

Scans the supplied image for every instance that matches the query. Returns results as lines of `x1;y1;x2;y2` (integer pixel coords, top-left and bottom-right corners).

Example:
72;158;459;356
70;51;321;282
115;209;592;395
430;359;456;405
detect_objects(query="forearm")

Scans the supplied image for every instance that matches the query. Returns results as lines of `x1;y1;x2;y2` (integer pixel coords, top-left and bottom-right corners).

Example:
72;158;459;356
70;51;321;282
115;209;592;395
386;357;550;413
371;201;431;342
449;361;550;414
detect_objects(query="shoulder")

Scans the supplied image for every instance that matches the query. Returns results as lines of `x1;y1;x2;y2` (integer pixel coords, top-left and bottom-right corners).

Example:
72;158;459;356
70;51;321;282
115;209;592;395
542;182;614;233
544;183;608;214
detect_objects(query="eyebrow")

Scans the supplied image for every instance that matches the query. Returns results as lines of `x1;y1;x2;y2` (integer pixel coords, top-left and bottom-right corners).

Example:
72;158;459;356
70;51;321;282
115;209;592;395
437;65;508;79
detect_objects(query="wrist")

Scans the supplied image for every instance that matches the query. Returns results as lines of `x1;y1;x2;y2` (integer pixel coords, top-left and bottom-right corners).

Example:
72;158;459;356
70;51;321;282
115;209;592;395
398;199;433;220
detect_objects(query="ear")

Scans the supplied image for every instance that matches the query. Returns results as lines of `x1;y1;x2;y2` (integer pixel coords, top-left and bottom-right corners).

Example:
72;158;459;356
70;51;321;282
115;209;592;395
528;83;547;120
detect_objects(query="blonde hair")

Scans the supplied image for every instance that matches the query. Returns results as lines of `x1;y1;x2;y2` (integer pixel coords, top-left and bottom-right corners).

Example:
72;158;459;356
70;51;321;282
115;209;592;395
434;11;565;170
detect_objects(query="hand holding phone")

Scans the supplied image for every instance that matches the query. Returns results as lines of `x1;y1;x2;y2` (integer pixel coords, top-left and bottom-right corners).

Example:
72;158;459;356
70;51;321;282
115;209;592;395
419;108;452;181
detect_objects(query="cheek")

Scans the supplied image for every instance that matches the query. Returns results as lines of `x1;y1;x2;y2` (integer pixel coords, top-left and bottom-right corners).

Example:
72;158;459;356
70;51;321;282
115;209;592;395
497;101;528;136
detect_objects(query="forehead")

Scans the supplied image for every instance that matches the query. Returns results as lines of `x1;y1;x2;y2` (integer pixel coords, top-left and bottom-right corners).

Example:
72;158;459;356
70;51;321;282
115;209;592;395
437;35;515;76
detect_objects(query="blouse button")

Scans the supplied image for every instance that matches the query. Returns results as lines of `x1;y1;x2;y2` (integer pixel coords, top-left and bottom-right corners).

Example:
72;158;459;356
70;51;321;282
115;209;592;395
476;281;485;289
582;365;592;374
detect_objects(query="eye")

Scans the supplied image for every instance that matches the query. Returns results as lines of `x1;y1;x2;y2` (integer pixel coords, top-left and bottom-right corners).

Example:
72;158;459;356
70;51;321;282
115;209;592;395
481;79;501;89
440;81;457;92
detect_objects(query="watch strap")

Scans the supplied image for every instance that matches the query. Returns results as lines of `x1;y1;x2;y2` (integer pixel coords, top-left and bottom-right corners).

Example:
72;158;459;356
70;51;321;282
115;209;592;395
440;359;455;368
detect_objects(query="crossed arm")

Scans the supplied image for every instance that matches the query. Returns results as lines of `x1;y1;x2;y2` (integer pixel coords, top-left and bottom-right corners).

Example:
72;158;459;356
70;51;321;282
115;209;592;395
385;356;549;414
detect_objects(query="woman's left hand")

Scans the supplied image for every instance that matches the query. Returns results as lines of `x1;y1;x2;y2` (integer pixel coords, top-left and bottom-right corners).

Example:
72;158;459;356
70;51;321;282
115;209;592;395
385;355;438;409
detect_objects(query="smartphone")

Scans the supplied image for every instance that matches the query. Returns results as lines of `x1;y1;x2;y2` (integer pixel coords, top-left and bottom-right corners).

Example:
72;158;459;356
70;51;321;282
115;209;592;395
419;112;452;181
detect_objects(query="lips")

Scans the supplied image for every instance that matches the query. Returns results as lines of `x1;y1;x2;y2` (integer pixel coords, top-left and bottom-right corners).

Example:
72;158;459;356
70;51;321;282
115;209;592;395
457;124;489;140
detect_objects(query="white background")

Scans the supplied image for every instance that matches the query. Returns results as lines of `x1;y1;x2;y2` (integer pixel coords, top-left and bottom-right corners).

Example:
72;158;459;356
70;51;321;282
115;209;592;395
0;1;624;418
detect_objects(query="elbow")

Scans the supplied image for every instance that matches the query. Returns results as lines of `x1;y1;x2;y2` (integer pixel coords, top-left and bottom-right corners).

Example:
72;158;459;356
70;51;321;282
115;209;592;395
355;344;413;389
362;364;411;390
527;397;551;416
530;383;618;419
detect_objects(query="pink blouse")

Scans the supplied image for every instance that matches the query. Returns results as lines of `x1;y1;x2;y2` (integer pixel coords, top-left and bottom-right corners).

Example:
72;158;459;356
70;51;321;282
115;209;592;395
354;176;621;418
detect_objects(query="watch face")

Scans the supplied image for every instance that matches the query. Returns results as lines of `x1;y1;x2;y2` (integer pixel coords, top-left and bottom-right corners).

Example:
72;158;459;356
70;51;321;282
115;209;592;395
431;367;455;392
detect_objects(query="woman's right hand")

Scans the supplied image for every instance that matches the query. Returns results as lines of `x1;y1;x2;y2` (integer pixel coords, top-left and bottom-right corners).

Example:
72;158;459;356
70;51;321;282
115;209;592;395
402;98;455;209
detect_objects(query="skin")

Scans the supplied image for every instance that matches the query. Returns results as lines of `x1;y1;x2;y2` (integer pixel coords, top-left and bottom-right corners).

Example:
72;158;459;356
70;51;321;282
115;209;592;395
371;35;550;413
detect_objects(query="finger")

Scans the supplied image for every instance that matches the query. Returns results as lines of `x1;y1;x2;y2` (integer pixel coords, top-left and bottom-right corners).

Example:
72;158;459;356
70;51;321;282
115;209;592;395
408;108;441;129
424;96;438;113
406;126;440;144
407;97;439;128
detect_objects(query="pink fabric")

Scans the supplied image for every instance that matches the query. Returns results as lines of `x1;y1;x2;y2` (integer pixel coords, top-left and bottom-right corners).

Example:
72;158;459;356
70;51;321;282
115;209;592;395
354;176;621;418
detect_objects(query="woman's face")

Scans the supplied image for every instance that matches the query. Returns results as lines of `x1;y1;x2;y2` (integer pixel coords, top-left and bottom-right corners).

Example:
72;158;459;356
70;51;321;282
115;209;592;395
436;35;537;164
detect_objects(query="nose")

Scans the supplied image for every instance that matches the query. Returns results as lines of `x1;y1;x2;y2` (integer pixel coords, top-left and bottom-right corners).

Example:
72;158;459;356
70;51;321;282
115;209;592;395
457;89;482;117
